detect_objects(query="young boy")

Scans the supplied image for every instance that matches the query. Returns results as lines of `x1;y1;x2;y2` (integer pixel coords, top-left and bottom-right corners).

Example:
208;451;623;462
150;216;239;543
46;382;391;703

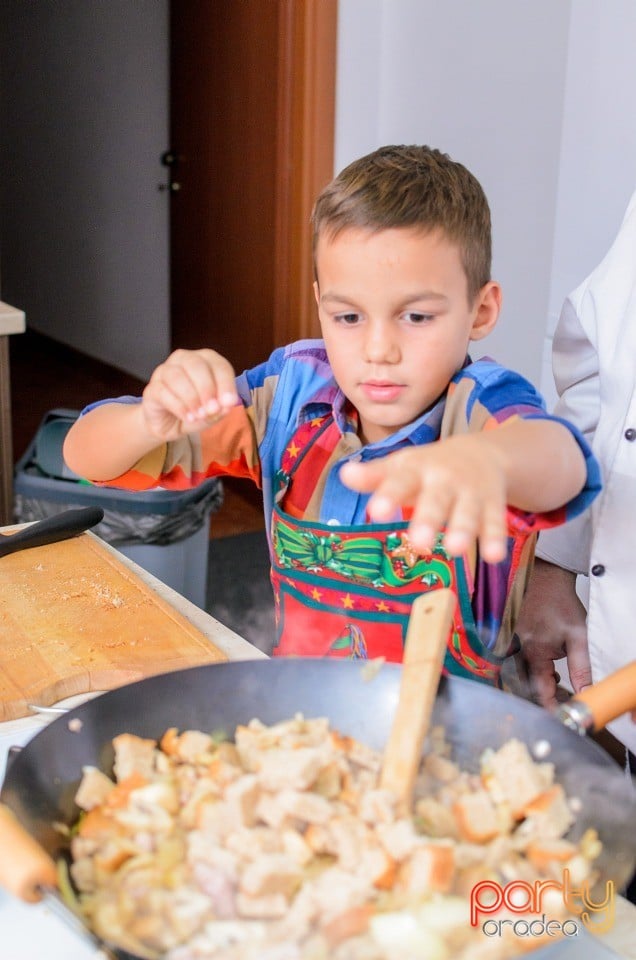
64;144;600;685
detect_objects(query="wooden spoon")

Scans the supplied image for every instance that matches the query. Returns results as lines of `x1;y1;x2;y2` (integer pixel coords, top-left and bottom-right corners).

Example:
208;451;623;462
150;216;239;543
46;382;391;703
380;588;456;815
0;803;130;958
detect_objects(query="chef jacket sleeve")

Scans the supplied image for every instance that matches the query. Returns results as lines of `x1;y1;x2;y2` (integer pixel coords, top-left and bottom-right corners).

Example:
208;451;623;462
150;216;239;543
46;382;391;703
533;236;604;573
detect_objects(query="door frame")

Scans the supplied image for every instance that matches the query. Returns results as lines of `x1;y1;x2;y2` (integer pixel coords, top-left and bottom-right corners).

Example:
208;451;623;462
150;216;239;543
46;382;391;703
274;0;337;345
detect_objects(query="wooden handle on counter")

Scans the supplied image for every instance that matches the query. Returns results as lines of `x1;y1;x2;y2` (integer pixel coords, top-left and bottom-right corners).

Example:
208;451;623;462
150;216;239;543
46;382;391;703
0;804;58;902
572;661;636;731
380;589;456;814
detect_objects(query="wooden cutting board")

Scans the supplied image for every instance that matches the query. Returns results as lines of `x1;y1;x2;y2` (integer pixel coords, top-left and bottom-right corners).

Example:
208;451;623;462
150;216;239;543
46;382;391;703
0;532;228;721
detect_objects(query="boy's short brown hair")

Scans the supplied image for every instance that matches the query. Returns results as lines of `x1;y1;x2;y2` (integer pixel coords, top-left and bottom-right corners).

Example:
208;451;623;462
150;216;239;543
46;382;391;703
311;144;491;301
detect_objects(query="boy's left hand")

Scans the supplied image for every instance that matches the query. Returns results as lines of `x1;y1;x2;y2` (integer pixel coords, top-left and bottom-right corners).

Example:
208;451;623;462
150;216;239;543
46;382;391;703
340;436;508;564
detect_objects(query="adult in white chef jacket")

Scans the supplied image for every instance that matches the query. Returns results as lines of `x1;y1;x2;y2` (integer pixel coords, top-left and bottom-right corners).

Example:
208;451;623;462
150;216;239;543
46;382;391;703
515;188;636;761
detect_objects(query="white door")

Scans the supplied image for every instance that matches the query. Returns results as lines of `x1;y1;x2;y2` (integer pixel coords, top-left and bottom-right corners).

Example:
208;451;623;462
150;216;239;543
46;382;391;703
0;0;170;380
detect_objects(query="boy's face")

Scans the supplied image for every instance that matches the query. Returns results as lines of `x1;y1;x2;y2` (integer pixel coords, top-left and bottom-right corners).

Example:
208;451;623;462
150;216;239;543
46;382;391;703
314;226;501;444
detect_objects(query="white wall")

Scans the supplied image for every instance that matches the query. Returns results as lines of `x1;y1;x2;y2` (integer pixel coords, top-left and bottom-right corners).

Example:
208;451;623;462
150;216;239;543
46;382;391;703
544;1;636;403
335;0;571;385
335;0;636;402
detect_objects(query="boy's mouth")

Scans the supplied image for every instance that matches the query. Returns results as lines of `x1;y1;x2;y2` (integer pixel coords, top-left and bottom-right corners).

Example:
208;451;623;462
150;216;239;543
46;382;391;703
360;380;405;403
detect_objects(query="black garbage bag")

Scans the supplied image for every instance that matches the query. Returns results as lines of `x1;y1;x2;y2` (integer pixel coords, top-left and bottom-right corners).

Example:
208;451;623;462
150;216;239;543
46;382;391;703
13;408;224;547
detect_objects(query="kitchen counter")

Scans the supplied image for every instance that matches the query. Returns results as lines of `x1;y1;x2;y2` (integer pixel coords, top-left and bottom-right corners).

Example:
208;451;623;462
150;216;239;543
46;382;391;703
0;527;267;726
0;536;266;957
0;533;266;782
95;534;268;663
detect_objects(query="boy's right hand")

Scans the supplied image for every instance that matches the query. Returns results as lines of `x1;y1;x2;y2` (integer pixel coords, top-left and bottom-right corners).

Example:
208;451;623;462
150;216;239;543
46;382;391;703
63;348;239;482
141;349;239;441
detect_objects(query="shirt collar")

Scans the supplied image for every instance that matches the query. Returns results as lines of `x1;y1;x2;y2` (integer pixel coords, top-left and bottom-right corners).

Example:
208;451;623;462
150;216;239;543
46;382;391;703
297;377;448;450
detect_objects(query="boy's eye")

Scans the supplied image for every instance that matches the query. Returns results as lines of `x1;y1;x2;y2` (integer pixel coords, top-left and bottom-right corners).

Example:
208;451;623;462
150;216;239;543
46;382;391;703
335;312;361;325
403;312;433;324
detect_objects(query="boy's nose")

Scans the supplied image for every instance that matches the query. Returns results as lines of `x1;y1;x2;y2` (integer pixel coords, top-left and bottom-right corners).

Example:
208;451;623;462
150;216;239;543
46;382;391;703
364;320;400;364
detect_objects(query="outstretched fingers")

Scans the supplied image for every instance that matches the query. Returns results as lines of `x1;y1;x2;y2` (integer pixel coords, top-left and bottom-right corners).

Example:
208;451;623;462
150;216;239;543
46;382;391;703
340;456;508;563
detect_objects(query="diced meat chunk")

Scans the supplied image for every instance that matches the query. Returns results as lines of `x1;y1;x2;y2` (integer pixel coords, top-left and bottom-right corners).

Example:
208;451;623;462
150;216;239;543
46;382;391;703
481;739;553;816
240;853;302;899
112;733;157;781
224;774;260;829
256;747;325;791
75;766;115;810
377;818;420;860
400;842;455;894
453;789;504;843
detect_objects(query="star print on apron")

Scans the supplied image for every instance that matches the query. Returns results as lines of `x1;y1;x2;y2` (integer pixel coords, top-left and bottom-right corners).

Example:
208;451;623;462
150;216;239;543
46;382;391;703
269;414;504;685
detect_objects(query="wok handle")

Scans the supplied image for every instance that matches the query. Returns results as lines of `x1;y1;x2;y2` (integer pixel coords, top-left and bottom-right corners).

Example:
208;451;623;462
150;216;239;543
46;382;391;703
570;661;636;732
0;804;58;902
380;588;456;814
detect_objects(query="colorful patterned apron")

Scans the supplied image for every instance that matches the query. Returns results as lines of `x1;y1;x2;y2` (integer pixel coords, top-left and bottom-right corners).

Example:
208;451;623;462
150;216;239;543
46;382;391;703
270;415;504;685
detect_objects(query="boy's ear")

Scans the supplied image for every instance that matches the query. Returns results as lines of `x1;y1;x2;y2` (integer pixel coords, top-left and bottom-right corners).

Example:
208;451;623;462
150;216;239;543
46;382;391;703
313;280;320;305
469;281;502;341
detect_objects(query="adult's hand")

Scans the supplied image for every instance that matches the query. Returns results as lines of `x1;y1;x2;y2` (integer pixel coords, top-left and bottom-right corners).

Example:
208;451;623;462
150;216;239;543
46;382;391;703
514;558;591;710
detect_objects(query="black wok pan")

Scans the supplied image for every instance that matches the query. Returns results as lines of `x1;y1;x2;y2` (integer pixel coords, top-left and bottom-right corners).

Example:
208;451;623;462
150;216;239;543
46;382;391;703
1;658;636;958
